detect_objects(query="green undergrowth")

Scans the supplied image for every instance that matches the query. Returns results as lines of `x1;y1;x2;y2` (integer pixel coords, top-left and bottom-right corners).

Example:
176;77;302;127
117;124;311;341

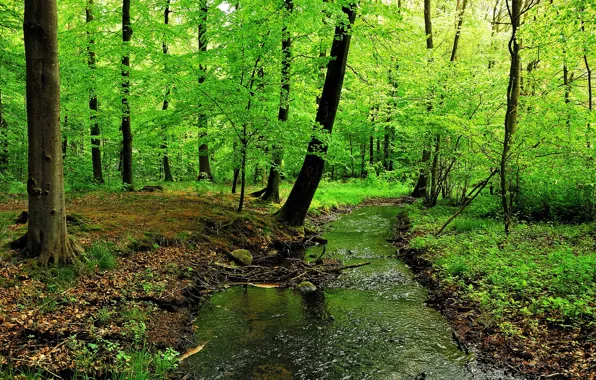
405;195;596;335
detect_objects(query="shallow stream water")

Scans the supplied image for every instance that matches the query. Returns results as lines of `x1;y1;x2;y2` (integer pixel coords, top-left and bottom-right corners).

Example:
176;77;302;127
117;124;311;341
180;206;520;380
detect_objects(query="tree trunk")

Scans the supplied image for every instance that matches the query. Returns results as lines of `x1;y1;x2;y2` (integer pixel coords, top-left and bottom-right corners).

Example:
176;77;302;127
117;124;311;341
500;0;522;234
412;0;434;198
428;136;441;206
0;89;7;173
22;0;81;264
276;2;357;226
237;140;247;212
86;0;104;184
262;0;294;203
121;0;133;189
449;0;467;62
197;1;213;181
369;135;374;166
161;0;174;182
383;130;390;170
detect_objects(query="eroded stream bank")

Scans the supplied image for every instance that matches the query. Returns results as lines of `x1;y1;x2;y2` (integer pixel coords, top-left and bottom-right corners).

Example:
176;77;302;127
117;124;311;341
179;206;522;379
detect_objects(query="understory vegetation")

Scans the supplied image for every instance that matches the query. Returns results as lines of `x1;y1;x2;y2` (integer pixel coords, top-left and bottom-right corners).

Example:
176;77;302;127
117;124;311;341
404;196;596;376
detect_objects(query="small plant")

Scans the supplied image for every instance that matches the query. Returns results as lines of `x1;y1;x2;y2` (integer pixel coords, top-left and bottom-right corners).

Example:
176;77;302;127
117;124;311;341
87;241;117;270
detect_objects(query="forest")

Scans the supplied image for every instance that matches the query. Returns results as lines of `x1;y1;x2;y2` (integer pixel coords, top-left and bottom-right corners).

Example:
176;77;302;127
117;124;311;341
0;0;595;378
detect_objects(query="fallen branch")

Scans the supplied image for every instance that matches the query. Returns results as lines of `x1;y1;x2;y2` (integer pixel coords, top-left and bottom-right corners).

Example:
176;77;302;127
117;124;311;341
436;169;498;235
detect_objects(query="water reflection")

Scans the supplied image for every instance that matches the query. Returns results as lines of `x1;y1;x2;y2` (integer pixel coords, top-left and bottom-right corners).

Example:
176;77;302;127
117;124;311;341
180;207;521;380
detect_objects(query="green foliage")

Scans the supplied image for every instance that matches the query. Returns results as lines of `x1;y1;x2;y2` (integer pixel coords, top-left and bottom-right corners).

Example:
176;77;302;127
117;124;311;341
407;200;596;328
307;179;409;212
87;241;118;271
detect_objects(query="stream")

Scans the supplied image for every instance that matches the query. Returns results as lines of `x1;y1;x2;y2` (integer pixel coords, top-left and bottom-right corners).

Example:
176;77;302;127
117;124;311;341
179;206;520;379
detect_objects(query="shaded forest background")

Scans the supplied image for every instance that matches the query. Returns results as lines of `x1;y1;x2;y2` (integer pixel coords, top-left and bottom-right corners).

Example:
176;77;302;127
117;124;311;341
0;0;593;224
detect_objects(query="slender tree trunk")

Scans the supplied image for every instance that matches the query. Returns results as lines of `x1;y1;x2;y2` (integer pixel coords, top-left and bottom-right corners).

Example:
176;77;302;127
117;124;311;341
383;130;390;170
500;0;522;234
450;0;468;62
121;0;133;189
161;0;174;182
21;0;81;264
412;0;434;198
237;139;247;212
428;136;441;206
581;17;593;148
563;64;573;133
263;0;293;203
86;0;104;184
360;143;366;177
197;1;213;181
0;89;7;173
369;135;374;166
276;2;357;226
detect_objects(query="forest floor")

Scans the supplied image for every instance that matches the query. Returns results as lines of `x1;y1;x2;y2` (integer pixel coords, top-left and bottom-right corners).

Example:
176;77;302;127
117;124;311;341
0;181;405;379
396;199;596;379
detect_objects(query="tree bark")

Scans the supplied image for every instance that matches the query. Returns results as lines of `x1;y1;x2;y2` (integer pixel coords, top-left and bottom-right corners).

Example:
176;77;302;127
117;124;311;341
262;0;294;203
161;0;174;182
500;0;522;234
276;2;357;226
121;0;133;189
87;0;104;184
197;1;213;181
22;0;81;264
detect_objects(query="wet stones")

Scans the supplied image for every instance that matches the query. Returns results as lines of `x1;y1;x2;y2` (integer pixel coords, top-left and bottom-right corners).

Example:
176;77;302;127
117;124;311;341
230;249;253;266
295;281;317;293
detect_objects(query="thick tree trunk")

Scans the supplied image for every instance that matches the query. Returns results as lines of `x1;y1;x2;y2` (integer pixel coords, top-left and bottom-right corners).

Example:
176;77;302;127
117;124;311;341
500;0;522;234
262;0;294;203
0;89;7;173
86;0;104;184
197;2;213;181
412;0;434;198
161;1;174;182
276;2;357;226
22;0;81;264
121;0;133;189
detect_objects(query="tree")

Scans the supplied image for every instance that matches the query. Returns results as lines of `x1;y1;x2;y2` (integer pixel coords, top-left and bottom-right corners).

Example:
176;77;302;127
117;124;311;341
197;1;213;181
411;0;434;199
161;0;174;182
261;0;294;203
0;89;7;173
276;1;358;226
500;0;522;234
20;0;81;264
87;0;104;184
121;0;133;189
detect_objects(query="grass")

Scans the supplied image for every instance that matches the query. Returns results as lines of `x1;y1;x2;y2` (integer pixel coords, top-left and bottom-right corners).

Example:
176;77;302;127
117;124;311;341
86;241;118;270
405;195;596;329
